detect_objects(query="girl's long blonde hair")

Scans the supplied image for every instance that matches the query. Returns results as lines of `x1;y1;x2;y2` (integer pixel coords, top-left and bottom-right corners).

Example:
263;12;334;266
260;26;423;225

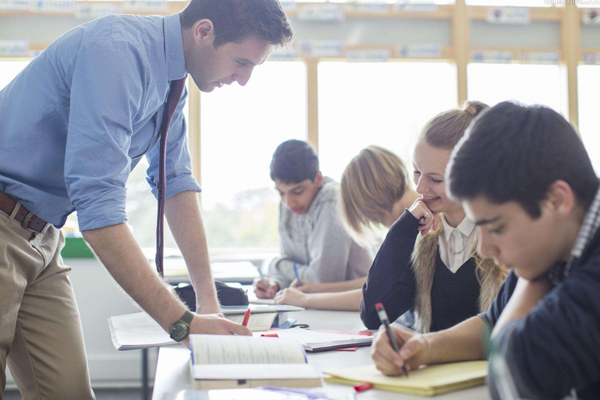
340;145;409;245
418;101;508;283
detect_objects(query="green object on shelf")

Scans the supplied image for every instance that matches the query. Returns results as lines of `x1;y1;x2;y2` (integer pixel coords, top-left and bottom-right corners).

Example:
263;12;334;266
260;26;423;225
62;237;95;259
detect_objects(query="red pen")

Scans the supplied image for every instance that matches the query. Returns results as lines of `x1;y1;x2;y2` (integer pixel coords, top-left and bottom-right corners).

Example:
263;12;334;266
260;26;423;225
242;309;251;327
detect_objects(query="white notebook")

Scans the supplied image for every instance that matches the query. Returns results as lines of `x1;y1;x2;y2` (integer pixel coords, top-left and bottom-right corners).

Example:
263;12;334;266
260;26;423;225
190;334;322;389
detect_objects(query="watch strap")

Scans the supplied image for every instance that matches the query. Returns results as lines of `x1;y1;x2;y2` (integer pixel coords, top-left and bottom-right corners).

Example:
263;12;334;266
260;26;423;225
180;310;194;326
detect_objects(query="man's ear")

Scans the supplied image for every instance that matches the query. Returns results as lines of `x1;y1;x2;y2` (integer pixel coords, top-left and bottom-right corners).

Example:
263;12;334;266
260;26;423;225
546;180;576;218
314;171;324;188
193;19;215;46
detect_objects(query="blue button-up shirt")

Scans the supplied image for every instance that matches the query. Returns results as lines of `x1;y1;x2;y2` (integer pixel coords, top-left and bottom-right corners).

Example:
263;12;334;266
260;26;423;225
0;14;201;230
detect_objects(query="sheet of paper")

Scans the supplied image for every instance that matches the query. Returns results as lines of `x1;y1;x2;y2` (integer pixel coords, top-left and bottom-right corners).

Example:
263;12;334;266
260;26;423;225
192;364;320;380
249;298;275;305
225;313;277;332
221;304;304;314
108;312;175;350
324;361;487;395
253;329;372;345
190;335;307;365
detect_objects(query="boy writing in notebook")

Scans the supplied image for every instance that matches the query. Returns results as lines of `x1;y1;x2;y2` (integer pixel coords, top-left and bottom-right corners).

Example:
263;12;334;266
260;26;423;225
371;102;600;399
254;140;372;298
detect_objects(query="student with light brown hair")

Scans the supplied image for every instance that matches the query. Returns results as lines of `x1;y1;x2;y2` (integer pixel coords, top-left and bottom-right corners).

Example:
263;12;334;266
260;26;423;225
274;145;419;310
360;101;508;333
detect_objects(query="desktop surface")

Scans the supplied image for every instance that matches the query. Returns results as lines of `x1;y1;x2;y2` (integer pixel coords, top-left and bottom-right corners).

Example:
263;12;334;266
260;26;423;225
152;309;491;400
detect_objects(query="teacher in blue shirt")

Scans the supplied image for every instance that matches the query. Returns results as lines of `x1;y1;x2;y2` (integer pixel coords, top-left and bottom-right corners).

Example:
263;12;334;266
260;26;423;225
0;0;293;398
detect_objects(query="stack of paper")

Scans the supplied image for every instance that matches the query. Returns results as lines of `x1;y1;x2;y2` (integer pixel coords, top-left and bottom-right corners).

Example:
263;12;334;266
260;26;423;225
323;361;488;396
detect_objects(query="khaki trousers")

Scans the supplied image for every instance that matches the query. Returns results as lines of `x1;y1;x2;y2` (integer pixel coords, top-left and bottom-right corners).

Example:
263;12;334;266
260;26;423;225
0;205;94;400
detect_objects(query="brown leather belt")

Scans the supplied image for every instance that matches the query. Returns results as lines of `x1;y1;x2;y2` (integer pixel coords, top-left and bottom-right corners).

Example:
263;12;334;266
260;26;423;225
0;191;50;233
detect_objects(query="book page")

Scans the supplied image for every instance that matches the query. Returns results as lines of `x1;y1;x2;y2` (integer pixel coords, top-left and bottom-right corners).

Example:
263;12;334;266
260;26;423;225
190;335;307;365
192;364;320;380
254;329;373;345
108;312;175;350
225;313;277;331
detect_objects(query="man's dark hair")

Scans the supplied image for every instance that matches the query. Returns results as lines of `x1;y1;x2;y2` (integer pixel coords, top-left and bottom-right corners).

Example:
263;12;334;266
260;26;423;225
448;101;599;218
181;0;294;48
270;140;319;184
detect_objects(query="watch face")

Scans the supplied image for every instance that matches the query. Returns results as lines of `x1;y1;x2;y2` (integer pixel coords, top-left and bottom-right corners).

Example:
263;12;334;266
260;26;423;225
170;321;189;342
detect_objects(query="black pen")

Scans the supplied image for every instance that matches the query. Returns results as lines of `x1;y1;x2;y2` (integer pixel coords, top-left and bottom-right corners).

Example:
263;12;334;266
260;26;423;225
376;302;409;377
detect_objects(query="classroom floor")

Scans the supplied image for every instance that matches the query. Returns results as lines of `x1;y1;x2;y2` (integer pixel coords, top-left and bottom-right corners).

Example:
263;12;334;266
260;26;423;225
3;389;144;399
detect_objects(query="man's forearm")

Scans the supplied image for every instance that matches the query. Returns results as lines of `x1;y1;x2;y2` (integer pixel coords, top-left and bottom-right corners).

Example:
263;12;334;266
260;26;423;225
165;191;219;313
423;316;487;365
492;277;551;338
82;223;187;331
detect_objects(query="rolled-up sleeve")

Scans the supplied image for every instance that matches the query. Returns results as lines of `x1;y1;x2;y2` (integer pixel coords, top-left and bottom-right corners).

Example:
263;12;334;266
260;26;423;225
146;85;201;199
66;40;145;231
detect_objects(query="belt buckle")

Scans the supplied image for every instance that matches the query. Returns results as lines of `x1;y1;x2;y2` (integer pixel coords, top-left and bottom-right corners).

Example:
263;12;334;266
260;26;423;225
21;212;50;234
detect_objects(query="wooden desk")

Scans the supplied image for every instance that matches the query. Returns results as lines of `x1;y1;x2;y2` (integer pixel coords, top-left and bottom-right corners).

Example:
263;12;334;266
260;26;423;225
152;309;491;400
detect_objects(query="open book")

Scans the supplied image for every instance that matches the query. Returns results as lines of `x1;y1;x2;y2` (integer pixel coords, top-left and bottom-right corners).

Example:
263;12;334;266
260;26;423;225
190;334;322;389
323;361;488;396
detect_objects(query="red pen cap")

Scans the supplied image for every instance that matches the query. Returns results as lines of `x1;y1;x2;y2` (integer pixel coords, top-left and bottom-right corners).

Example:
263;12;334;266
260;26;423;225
354;382;373;393
375;302;383;309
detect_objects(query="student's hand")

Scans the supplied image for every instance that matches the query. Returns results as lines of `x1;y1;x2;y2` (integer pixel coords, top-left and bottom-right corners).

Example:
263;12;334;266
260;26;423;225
181;313;252;348
290;279;319;293
371;325;430;376
408;199;438;235
253;278;279;298
274;287;309;307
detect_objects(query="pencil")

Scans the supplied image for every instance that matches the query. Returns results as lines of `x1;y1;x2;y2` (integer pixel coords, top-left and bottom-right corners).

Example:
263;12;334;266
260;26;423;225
375;302;409;377
293;262;302;287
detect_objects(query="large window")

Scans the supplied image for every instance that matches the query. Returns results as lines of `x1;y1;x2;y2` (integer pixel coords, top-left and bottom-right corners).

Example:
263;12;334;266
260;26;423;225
318;62;458;181
467;63;566;115
200;61;307;250
0;60;28;90
578;65;600;174
465;0;552;6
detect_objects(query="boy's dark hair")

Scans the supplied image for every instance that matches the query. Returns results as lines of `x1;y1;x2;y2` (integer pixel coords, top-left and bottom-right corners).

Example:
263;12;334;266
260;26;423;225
181;0;294;48
448;101;599;218
270;140;319;184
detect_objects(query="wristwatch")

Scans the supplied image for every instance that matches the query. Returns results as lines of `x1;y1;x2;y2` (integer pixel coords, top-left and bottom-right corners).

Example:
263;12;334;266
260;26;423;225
169;310;195;342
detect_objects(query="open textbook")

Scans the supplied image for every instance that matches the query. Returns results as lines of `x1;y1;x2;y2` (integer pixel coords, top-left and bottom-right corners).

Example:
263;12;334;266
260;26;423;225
323;361;488;396
190;334;322;389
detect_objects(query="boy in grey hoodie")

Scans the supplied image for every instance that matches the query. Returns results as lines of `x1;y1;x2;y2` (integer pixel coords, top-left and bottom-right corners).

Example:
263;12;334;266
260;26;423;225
254;140;372;299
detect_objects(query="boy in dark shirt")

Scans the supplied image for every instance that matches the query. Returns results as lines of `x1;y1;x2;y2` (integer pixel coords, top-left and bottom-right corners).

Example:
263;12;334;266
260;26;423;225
370;101;600;400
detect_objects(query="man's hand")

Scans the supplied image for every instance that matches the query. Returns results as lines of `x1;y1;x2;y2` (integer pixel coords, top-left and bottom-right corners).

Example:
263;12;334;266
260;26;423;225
408;198;438;235
181;313;252;347
253;278;279;298
372;325;430;376
274;287;309;307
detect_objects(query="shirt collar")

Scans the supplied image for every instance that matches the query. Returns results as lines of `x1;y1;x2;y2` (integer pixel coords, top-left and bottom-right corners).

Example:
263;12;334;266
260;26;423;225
443;214;476;242
164;14;187;81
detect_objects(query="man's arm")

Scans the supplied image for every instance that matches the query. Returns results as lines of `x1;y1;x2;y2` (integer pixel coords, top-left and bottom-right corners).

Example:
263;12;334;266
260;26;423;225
165;191;219;314
491;277;551;338
82;224;250;338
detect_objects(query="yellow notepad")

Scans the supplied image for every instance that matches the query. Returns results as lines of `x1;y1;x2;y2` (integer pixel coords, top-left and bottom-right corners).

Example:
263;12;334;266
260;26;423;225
323;361;488;396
